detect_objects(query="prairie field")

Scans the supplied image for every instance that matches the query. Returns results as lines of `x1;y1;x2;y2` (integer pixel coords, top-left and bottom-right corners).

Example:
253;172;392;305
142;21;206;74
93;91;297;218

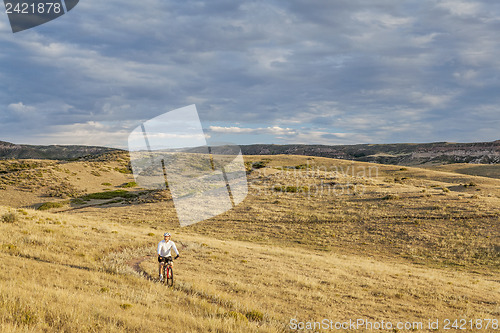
0;153;498;332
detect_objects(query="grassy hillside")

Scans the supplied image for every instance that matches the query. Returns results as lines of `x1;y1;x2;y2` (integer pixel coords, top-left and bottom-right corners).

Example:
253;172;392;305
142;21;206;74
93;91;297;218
0;153;498;332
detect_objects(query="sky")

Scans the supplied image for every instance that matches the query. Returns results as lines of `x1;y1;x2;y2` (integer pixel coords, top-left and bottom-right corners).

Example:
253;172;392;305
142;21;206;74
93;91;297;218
0;0;500;148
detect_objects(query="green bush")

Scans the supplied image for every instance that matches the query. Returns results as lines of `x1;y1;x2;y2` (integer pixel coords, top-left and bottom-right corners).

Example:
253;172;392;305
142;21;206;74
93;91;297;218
2;212;17;223
81;190;137;200
252;161;268;169
121;181;137;188
17;209;28;215
101;182;112;186
114;167;132;174
225;311;248;321
274;186;309;193
245;310;264;321
37;201;68;211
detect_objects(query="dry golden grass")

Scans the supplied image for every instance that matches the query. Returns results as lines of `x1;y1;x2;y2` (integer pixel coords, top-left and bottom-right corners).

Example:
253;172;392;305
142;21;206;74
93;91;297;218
0;207;282;332
0;153;498;332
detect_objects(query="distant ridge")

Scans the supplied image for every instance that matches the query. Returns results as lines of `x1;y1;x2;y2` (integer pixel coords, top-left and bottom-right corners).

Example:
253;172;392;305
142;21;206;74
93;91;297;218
0;141;121;160
1;140;499;165
239;140;500;165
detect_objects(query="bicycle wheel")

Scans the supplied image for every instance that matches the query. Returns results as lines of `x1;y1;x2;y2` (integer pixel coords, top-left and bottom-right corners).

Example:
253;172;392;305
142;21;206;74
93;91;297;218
160;263;166;283
166;266;174;287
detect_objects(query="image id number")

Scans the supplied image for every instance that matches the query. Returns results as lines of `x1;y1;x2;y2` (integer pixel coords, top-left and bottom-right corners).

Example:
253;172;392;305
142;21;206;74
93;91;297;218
443;319;499;330
5;2;62;14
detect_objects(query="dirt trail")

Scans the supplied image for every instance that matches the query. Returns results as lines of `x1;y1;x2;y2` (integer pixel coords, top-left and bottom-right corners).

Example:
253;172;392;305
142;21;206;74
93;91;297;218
126;242;187;281
126;255;155;280
125;254;242;313
122;244;285;329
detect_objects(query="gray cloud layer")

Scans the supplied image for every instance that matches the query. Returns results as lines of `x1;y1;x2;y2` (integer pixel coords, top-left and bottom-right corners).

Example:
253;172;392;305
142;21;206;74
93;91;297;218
0;0;499;147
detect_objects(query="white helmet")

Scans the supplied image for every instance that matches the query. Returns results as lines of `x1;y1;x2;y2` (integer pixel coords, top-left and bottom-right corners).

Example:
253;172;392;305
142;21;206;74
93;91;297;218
163;232;171;237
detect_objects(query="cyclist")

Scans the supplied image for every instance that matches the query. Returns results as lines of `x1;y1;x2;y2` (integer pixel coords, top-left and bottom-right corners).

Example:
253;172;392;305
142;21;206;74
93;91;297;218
157;232;179;281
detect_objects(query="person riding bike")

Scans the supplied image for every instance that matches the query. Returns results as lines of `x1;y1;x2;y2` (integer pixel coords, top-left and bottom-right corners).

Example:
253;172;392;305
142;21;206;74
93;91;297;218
157;232;179;282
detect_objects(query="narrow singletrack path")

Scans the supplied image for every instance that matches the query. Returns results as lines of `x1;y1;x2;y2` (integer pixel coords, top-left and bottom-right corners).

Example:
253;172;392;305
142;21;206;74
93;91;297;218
126;254;155;280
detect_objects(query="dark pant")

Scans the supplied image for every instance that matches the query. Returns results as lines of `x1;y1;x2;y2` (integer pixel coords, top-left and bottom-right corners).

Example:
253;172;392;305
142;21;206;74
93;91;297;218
158;256;172;264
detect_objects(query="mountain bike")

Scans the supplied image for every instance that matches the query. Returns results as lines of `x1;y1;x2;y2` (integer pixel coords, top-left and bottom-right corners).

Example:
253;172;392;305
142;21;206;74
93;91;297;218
160;257;174;287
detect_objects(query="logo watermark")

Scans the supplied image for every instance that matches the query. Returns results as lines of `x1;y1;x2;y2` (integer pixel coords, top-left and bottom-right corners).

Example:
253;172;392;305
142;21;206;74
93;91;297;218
250;161;379;198
289;318;499;331
128;105;248;227
3;0;79;33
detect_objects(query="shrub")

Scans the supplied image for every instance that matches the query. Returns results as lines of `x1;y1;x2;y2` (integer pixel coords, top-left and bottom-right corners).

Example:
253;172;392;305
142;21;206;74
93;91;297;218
45;182;83;198
81;190;137;200
15;308;37;325
17;209;28;215
120;303;132;310
245;310;264;321
274;186;309;193
225;311;248;321
37;201;68;211
2;212;17;223
101;182;112;186
2;243;17;252
252;161;268;169
114;167;132;174
382;194;400;200
121;181;137;188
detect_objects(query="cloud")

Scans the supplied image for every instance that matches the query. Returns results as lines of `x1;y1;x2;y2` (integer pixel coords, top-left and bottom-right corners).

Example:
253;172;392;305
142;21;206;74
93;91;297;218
7;102;35;114
0;0;499;147
208;125;371;145
209;126;298;136
436;0;481;17
29;121;132;148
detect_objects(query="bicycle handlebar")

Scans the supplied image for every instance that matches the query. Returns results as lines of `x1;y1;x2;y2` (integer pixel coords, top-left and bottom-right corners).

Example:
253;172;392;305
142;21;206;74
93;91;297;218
158;255;179;260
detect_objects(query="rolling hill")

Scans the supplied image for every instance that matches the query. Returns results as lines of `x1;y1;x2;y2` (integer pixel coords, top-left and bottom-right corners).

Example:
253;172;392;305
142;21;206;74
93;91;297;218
0;151;498;331
1;139;499;166
0;141;119;160
239;140;500;165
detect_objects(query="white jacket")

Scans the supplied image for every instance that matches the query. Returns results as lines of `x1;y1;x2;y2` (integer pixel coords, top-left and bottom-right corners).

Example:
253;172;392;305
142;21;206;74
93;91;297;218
157;240;179;257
